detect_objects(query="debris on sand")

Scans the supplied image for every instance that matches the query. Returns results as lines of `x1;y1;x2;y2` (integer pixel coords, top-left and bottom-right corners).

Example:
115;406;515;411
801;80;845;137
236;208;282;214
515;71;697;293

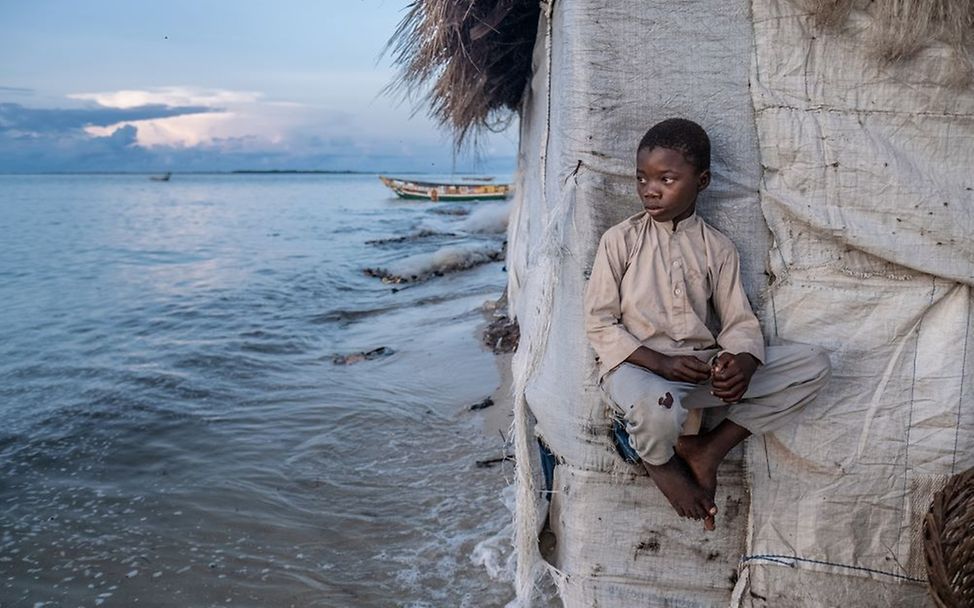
363;268;412;284
482;313;519;354
469;397;494;411
475;455;514;468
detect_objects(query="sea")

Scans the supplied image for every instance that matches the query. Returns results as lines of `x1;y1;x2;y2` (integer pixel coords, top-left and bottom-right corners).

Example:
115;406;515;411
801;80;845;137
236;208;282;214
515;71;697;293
0;174;517;608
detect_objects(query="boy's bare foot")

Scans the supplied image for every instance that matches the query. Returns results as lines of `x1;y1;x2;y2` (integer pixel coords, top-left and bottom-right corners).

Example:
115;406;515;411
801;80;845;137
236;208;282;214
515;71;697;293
642;455;717;526
675;434;720;530
675;434;720;496
675;420;753;531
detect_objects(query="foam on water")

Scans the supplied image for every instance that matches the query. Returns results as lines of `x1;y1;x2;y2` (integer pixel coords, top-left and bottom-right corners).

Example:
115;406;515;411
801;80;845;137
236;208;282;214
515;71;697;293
458;203;511;234
376;242;505;282
457;201;511;234
471;484;518;581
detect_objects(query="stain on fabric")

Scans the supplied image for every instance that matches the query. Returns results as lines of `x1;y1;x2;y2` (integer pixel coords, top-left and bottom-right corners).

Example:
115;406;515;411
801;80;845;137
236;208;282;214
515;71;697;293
723;496;742;522
634;535;661;559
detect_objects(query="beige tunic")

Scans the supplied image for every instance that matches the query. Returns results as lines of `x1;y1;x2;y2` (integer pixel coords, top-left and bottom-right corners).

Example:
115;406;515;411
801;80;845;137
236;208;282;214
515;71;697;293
584;211;765;380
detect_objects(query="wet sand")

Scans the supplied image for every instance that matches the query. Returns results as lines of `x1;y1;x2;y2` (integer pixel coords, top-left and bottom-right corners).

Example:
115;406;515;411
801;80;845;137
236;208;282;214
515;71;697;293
482;351;514;445
475;297;517;460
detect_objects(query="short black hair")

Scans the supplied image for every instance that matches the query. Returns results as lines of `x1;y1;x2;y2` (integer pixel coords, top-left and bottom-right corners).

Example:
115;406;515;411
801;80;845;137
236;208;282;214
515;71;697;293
637;118;711;172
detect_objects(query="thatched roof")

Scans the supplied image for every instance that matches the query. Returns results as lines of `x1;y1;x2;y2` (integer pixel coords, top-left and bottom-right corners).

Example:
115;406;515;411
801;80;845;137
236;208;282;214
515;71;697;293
809;0;974;84
386;0;541;148
386;1;971;149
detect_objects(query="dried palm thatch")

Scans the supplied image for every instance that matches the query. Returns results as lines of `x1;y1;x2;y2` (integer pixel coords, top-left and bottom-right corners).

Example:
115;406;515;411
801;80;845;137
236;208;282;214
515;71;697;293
924;467;974;608
385;0;542;148
808;0;974;84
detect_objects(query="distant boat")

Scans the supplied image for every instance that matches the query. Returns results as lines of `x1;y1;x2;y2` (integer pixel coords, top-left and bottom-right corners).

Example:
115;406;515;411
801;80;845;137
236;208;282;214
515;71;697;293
150;172;172;182
379;176;510;201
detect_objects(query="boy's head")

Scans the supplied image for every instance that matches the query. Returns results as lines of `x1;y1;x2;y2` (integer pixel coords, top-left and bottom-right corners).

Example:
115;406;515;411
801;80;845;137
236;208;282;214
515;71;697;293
635;118;711;225
637;118;711;172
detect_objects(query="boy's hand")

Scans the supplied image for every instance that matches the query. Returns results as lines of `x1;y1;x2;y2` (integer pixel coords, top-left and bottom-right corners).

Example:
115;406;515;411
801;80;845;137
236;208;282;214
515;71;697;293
657;355;712;384
710;352;759;403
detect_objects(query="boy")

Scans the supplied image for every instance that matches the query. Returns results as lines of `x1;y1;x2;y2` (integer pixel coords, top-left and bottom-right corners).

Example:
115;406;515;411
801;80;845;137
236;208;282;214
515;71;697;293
584;118;830;531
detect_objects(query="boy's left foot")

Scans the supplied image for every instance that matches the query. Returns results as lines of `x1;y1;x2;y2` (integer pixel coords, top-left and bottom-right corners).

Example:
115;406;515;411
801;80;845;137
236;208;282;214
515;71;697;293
675;420;753;532
675;434;719;496
675;434;720;530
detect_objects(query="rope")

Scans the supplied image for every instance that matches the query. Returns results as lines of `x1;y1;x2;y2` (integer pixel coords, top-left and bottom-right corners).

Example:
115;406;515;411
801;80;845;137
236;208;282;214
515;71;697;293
951;286;971;475
739;554;925;583
896;279;936;551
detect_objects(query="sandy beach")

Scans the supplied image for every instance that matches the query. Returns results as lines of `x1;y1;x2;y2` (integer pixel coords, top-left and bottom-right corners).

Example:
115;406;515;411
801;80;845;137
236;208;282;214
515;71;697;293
476;297;518;461
483;351;514;442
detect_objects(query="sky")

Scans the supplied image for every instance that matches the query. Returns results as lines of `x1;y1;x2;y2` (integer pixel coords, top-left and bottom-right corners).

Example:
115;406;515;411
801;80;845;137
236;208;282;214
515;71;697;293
0;1;518;173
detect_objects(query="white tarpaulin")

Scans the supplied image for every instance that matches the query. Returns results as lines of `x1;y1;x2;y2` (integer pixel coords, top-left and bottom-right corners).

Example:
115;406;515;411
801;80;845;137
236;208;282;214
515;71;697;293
506;0;973;606
738;0;973;603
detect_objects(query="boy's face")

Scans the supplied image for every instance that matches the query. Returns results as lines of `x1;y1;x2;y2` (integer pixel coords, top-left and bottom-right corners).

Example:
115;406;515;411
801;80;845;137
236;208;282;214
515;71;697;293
636;146;710;225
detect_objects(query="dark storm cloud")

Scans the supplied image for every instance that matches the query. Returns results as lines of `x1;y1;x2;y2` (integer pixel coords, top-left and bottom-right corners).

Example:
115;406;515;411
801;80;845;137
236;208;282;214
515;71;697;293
0;102;513;173
0;102;217;133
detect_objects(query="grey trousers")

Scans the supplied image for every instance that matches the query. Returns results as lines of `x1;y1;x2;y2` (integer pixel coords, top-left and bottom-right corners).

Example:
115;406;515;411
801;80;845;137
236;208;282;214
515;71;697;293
602;343;831;466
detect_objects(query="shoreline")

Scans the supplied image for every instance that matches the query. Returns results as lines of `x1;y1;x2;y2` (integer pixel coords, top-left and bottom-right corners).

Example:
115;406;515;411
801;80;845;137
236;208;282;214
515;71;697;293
474;296;518;458
483;351;514;444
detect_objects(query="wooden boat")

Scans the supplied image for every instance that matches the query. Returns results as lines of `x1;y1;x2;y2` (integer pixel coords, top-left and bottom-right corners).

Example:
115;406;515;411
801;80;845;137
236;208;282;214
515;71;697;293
379;175;510;201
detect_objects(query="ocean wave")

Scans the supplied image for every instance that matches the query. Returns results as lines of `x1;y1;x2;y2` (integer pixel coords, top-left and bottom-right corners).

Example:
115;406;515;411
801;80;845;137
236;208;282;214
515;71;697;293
309;306;397;324
365;203;509;250
364;229;455;246
470;484;516;583
364;243;503;284
456;202;510;234
427;205;469;216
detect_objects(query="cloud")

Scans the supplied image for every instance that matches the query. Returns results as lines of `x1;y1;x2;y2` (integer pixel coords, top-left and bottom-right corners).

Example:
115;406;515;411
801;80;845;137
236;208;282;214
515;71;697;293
83;112;239;147
0;121;514;173
0;86;517;173
105;124;138;148
69;86;260;109
70;86;334;149
0;102;215;133
0;86;33;94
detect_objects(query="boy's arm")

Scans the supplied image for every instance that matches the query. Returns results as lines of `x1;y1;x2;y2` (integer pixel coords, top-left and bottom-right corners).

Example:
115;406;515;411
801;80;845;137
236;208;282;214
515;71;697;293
627;346;711;383
712;247;765;365
583;231;643;374
711;246;765;402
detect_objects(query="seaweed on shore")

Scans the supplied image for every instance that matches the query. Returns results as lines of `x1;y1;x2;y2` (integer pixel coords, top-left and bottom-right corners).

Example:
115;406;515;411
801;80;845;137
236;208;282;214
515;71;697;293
469;397;495;410
482;312;519;354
